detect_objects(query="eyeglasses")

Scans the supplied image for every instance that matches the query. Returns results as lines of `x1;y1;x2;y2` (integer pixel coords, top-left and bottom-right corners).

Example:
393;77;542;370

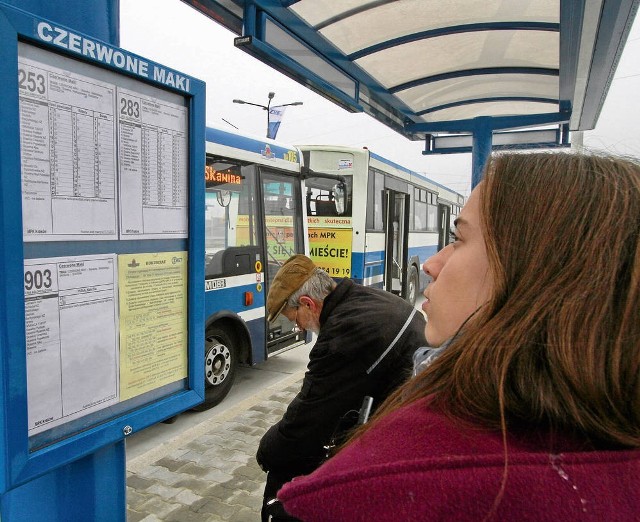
293;306;301;331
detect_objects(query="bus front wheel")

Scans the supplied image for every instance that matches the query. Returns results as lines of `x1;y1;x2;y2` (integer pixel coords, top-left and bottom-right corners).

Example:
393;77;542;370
194;326;237;411
406;265;419;306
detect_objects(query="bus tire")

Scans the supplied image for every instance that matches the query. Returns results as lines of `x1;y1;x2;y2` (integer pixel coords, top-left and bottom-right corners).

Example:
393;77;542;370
194;326;238;411
406;265;419;306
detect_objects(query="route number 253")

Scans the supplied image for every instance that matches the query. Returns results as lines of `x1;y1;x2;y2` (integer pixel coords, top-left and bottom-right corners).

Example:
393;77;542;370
18;68;46;95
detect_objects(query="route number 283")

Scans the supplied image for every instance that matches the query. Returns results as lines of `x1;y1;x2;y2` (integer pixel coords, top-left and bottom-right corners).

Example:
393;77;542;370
24;269;52;291
120;96;140;118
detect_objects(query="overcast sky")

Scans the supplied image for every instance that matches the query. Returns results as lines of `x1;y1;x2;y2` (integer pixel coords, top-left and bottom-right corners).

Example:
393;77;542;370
120;0;640;196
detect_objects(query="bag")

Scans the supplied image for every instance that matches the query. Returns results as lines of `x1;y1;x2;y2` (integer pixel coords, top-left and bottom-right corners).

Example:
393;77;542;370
323;395;374;459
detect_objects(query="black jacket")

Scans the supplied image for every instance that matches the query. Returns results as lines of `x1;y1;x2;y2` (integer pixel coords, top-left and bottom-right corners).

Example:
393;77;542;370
256;278;426;480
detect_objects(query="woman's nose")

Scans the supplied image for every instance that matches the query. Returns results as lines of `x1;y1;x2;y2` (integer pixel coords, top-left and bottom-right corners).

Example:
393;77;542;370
423;244;452;279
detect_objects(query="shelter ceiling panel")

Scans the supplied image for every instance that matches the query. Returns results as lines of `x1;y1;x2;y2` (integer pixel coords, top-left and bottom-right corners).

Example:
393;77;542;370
291;0;559;56
420;100;559;122
396;74;559;112
354;30;559;89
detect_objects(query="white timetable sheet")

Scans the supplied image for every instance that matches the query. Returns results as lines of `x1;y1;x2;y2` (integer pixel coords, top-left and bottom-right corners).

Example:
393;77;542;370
24;255;119;436
118;89;188;238
19;56;118;241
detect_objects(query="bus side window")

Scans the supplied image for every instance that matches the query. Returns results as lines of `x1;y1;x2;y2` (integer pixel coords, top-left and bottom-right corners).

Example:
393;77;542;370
306;176;352;217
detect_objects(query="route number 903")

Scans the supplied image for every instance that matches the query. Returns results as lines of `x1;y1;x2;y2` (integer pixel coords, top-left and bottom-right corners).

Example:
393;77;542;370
24;269;52;291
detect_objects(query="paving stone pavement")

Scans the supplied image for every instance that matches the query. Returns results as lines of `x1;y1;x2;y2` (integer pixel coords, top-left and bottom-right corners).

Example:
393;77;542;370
126;371;304;522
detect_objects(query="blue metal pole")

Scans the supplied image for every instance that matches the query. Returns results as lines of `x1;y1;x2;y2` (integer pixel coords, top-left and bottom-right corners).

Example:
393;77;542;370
471;117;493;189
1;441;126;521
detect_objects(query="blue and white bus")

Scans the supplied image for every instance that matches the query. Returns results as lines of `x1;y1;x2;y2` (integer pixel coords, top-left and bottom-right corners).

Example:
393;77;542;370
300;145;465;306
201;127;313;409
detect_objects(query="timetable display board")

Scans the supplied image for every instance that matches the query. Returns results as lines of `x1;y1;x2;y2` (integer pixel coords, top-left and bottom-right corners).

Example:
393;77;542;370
18;43;193;443
0;5;205;483
18;43;189;437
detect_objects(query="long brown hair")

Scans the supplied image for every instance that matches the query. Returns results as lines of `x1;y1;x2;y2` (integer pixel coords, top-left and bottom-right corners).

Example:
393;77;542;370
357;152;640;448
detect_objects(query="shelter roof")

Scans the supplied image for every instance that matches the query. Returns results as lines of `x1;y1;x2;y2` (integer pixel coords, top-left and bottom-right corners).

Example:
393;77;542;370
181;0;639;141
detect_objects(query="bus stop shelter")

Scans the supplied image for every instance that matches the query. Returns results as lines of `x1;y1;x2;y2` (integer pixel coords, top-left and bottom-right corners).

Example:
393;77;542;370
182;0;639;186
0;2;638;521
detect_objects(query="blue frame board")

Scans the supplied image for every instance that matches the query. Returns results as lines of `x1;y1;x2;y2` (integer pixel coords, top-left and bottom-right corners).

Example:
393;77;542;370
0;2;205;491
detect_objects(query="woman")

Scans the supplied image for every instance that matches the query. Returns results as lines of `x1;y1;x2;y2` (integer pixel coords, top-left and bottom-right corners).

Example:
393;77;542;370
277;152;640;521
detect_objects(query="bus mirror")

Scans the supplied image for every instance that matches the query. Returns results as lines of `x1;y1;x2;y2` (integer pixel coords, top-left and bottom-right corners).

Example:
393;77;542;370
216;190;232;207
333;183;346;215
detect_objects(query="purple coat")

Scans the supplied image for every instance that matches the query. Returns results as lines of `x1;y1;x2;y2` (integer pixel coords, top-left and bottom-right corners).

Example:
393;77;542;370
279;398;640;521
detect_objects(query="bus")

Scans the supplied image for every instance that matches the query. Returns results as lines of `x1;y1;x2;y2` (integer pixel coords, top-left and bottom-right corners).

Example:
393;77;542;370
300;145;465;306
201;127;312;409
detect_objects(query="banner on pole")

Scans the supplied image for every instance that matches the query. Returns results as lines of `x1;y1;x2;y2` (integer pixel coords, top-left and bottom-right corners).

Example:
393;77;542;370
268;105;287;139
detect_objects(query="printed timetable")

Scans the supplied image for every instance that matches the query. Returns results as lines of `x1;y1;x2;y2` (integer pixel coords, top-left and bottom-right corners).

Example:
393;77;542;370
19;55;118;241
24;255;119;435
118;89;188;238
18;43;189;242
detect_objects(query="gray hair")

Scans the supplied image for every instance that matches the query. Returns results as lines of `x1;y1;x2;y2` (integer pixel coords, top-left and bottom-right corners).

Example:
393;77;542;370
287;268;336;308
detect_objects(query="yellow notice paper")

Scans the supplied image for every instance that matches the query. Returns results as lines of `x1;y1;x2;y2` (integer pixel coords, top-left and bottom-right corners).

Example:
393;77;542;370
118;252;188;400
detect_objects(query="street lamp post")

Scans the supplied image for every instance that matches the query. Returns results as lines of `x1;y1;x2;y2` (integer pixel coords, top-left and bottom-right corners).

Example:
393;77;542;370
233;92;303;139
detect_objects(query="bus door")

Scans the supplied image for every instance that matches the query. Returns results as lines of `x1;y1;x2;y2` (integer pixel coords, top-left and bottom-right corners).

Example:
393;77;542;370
384;190;410;297
204;157;266;409
438;203;451;250
261;170;305;355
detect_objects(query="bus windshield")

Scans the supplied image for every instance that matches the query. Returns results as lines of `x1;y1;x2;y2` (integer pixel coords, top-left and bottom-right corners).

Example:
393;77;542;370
205;157;258;277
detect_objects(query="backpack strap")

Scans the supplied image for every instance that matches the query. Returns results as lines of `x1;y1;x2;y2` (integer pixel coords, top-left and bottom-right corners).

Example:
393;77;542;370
366;308;417;374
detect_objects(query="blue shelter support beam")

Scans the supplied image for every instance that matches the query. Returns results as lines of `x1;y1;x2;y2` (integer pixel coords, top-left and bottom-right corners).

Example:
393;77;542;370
408;111;571;191
471;117;493;188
